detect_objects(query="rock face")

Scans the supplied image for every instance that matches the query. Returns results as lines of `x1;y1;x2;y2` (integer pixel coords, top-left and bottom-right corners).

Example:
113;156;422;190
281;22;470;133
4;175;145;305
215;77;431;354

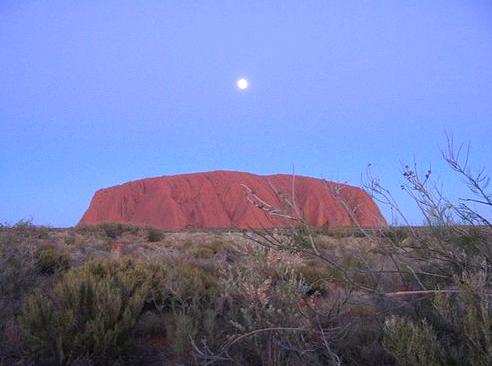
80;171;386;230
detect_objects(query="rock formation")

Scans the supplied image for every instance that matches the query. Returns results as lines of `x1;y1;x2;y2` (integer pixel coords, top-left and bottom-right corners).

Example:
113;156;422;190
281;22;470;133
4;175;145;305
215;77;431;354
80;170;386;230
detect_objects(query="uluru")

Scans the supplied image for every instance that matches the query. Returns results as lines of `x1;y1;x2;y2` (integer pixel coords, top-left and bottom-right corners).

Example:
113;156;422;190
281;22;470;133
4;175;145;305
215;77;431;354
80;171;386;230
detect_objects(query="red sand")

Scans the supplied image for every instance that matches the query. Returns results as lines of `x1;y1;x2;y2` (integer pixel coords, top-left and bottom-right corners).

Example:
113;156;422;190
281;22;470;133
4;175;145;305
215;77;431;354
80;170;386;230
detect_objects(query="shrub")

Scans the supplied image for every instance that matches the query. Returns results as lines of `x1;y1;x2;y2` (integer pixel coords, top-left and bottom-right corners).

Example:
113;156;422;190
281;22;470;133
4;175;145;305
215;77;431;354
146;227;163;242
383;227;410;245
21;258;150;365
203;251;322;365
35;244;70;274
97;222;136;239
383;316;445;366
11;220;50;239
165;263;220;308
429;272;492;366
185;240;228;259
454;226;489;258
166;312;198;356
237;136;492;366
0;231;36;323
295;264;339;293
101;222;124;239
153;263;221;358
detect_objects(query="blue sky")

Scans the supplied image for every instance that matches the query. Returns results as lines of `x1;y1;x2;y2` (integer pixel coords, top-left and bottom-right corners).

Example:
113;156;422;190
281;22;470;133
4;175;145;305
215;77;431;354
1;1;491;227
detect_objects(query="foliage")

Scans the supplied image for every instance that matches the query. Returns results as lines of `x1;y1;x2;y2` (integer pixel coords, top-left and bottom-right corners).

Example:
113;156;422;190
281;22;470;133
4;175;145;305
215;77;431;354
153;263;221;357
76;222;139;239
11;220;51;239
35;244;70;274
294;264;337;293
430;272;492;366
185;239;228;259
191;247;344;366
146;227;163;242
0;228;36;323
21;258;150;365
240;136;492;366
383;316;445;366
99;222;132;239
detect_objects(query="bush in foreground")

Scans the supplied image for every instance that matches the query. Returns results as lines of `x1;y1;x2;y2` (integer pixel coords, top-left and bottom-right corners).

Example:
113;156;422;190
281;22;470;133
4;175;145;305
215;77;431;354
21;258;150;365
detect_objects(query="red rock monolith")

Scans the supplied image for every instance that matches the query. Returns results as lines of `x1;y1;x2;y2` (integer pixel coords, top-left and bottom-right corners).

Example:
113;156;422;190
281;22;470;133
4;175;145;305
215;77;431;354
80;171;386;230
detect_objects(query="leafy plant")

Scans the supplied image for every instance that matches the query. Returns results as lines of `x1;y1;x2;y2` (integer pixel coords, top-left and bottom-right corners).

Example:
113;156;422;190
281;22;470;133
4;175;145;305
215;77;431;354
159;263;221;357
35;244;70;274
97;222;137;239
383;316;445;366
0;228;36;323
146;227;163;242
21;258;150;365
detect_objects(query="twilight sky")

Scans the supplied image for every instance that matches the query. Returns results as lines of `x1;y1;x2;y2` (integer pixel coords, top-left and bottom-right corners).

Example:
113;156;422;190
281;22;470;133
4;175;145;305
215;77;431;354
1;1;491;227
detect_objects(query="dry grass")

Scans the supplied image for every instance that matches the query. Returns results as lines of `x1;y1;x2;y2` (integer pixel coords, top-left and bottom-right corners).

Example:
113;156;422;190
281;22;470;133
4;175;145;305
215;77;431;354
1;220;490;366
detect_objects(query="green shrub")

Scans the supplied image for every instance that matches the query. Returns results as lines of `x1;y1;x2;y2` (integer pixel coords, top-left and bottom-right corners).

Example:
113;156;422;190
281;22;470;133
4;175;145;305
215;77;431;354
146;228;163;242
219;261;315;365
97;222;136;239
383;316;445;366
153;263;221;357
166;312;198;356
101;222;124;239
454;226;489;258
140;262;169;314
185;240;228;259
430;272;492;366
64;235;76;246
0;231;36;323
186;245;215;259
166;263;220;307
11;220;50;239
21;258;150;365
383;227;410;245
295;264;339;293
35;244;70;274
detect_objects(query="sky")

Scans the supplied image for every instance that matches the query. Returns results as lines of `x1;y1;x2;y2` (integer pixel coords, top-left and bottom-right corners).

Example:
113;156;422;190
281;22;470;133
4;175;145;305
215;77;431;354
1;1;492;227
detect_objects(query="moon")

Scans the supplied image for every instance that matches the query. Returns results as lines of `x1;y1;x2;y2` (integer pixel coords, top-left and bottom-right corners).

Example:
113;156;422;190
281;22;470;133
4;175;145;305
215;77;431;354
237;78;248;90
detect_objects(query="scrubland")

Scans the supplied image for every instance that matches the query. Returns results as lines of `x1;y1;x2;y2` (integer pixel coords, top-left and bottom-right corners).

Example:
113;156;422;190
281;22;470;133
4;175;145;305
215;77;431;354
0;220;490;366
1;139;491;365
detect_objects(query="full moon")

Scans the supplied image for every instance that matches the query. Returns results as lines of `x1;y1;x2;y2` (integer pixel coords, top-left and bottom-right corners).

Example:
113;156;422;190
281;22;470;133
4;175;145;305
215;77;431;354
237;78;248;90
